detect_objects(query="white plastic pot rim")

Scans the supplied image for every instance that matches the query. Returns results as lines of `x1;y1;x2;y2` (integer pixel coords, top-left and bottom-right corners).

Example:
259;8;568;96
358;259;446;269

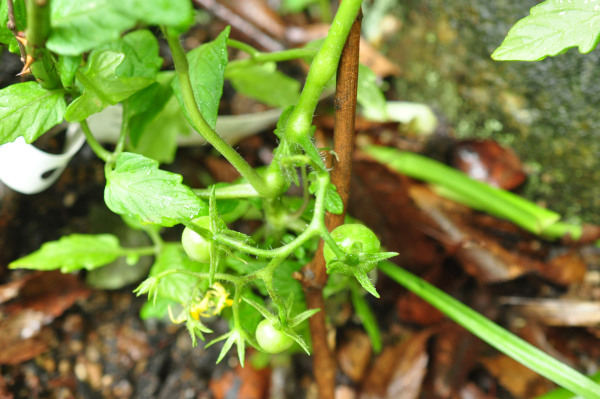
0;123;86;194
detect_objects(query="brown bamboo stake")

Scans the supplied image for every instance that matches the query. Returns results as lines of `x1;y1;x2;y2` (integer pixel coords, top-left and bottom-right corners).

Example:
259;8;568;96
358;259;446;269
302;8;362;399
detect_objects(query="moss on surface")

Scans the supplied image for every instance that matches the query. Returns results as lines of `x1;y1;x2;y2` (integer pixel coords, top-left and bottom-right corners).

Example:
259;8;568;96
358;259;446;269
388;1;600;224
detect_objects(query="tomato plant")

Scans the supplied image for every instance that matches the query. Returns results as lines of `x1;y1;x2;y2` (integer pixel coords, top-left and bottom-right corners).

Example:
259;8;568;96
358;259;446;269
3;0;397;370
3;1;600;398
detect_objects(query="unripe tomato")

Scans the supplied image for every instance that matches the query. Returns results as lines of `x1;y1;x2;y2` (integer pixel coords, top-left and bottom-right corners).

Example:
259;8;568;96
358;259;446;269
181;216;225;263
323;224;381;264
255;319;294;353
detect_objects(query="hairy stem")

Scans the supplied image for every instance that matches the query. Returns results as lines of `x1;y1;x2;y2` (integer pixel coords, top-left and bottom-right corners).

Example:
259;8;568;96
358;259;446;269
285;0;363;161
164;28;273;198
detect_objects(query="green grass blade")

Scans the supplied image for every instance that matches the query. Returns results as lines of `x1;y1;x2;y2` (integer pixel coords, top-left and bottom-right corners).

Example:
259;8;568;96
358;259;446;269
378;261;600;399
535;371;600;399
363;146;583;239
351;286;382;353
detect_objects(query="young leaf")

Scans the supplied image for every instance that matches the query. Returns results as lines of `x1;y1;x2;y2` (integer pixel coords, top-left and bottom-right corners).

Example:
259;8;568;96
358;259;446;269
9;234;124;273
357;64;388;121
0;82;66;145
95;30;162;79
308;173;343;215
116;0;193;30
492;0;600;61
47;0;138;55
172;27;230;130
325;183;344;215
225;62;300;108
105;152;208;227
65;50;153;122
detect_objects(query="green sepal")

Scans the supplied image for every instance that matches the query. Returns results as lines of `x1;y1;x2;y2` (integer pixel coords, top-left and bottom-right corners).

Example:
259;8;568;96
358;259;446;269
186;317;213;347
206;329;247;367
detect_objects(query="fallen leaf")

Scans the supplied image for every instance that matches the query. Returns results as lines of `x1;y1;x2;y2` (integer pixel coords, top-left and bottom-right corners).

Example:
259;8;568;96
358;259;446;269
209;362;270;399
501;297;600;327
337;330;373;382
480;355;553;398
409;184;541;283
452;139;526;190
360;330;432;399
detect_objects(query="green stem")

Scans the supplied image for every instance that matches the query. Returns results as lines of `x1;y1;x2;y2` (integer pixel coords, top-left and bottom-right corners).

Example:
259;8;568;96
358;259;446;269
163;28;272;198
227;39;317;63
114;102;129;156
285;0;363;150
378;261;600;399
80;120;111;162
25;0;50;48
216;226;317;258
155;269;245;286
227;39;259;56
194;183;260;199
25;0;59;88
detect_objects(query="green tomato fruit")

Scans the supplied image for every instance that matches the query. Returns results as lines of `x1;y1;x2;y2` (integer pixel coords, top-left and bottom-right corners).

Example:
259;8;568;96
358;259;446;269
255;319;294;354
323;224;381;264
181;216;225;263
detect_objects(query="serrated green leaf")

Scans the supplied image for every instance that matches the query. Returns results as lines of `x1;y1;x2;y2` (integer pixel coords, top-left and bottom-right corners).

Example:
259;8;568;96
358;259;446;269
226;62;300;108
492;0;600;61
9;234;124;273
105;152;208;226
148;244;208;303
47;0;137;55
47;0;193;56
65;50;153;122
116;0;193;29
140;296;174;319
172;27;230;130
96;30;162;79
357;64;388;121
127;71;178;146
129;94;184;163
325;183;344;214
0;82;66;145
0;0;25;47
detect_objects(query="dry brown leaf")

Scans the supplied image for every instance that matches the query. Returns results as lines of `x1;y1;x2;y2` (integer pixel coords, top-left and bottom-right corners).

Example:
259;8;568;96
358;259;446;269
502;297;600;327
409;184;541;283
337;330;373;382
480;355;554;398
209;362;270;399
428;323;483;398
452;139;526;190
360;330;432;399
